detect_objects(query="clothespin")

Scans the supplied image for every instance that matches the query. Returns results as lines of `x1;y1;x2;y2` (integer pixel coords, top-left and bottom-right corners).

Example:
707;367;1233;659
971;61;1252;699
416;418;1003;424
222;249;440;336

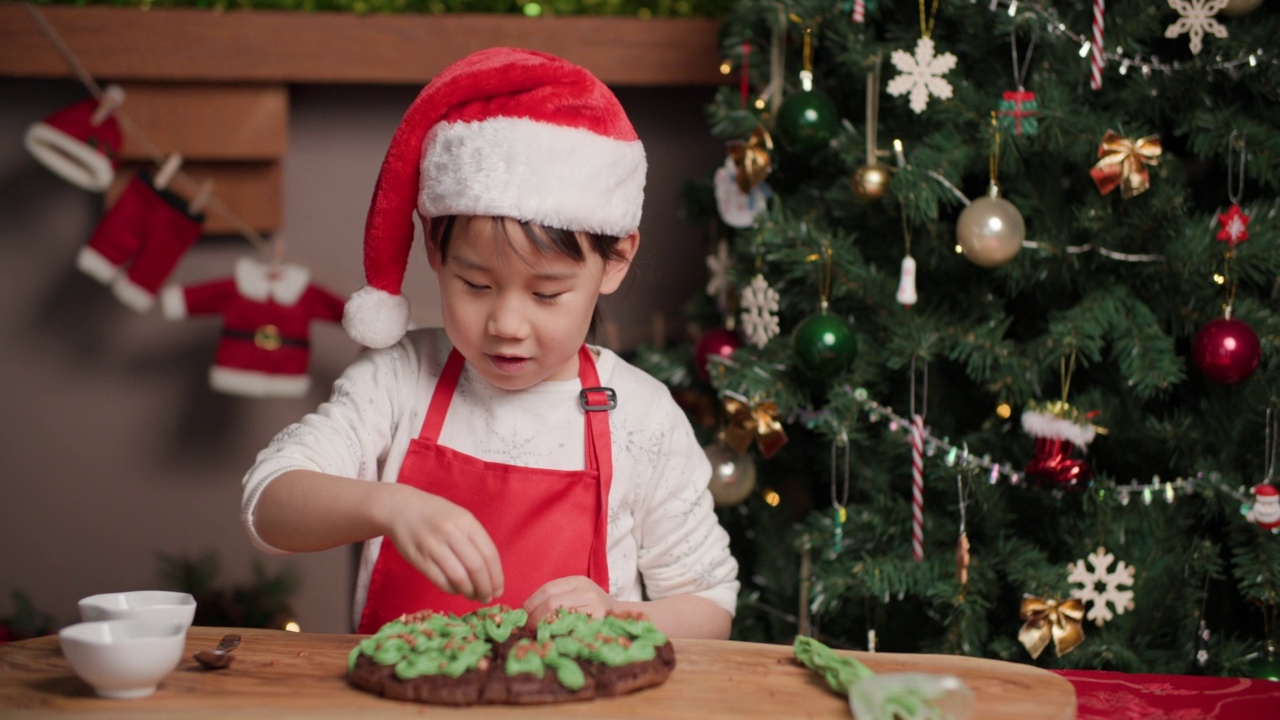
90;85;125;127
154;153;183;190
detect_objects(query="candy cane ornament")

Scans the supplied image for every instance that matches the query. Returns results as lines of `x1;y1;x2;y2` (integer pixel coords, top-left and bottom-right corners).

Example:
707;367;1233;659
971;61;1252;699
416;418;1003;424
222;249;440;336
1090;0;1105;91
911;413;925;562
852;0;866;24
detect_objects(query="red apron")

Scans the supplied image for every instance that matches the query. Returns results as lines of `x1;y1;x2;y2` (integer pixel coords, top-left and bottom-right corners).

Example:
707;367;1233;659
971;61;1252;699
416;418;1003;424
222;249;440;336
357;345;614;632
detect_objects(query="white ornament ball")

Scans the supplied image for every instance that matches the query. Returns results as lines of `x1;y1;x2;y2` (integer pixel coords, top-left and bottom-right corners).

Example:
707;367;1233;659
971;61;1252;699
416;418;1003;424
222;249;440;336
956;186;1025;268
705;441;757;507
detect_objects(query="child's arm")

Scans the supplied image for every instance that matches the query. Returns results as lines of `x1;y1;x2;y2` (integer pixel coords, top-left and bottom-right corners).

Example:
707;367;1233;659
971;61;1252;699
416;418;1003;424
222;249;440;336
254;469;505;603
523;577;731;638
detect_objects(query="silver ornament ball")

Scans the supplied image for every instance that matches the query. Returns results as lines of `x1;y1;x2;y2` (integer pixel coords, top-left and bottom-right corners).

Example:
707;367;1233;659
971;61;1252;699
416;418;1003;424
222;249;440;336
704;441;758;507
1221;0;1263;16
956;186;1025;268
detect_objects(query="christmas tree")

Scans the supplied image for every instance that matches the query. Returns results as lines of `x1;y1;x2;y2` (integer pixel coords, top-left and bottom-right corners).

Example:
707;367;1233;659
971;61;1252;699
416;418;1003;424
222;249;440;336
635;0;1280;677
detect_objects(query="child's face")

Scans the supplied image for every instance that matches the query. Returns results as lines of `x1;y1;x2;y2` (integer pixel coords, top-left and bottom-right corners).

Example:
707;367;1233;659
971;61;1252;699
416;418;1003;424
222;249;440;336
428;216;636;391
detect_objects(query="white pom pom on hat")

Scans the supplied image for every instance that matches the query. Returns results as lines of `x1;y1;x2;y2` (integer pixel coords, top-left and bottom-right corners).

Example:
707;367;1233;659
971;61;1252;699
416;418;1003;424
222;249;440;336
342;47;647;349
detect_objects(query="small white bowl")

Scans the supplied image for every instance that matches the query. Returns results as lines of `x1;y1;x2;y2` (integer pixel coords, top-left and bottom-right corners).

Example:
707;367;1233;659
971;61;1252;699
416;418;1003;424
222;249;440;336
78;591;196;628
59;619;187;699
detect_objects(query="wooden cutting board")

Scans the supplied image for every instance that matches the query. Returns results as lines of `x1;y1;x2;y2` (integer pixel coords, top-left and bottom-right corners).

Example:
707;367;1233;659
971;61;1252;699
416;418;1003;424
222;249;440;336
0;626;1075;719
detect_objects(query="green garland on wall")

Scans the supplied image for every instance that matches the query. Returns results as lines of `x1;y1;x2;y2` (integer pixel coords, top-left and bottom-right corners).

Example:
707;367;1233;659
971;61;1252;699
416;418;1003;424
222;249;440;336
34;0;730;18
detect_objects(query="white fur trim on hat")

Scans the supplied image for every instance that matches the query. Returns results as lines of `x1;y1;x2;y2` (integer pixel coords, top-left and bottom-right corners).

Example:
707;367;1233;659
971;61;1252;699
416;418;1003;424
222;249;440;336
1021;409;1097;448
343;285;410;349
421;117;646;237
24;122;116;192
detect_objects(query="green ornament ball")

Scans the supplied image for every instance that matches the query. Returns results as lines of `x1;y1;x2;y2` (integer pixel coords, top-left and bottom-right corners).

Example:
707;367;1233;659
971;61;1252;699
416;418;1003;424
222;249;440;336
775;89;840;155
1242;652;1280;681
791;311;856;378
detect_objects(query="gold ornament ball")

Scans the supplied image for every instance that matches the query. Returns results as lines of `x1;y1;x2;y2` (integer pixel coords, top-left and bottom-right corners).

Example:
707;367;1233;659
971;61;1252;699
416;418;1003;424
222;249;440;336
956;191;1025;268
1221;0;1263;16
704;441;757;507
852;164;890;200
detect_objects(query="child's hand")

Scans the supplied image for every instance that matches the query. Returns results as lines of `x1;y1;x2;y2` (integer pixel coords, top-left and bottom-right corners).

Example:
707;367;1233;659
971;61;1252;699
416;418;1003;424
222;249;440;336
523;576;616;623
384;489;504;603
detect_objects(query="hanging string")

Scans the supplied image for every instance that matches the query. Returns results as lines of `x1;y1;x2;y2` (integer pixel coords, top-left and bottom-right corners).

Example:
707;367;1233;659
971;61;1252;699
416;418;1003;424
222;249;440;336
1265;407;1277;485
989;111;1001;186
918;0;942;38
25;3;287;261
1061;349;1078;404
1010;20;1037;91
1227;131;1247;205
864;55;882;167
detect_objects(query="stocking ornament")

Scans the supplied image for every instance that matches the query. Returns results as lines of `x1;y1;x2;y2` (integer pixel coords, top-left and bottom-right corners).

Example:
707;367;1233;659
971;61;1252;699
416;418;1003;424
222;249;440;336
1022;404;1097;490
1022;352;1099;490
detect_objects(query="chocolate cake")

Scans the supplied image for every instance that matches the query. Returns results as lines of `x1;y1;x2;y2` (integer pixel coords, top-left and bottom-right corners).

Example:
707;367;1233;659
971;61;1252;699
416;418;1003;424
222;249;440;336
347;606;675;705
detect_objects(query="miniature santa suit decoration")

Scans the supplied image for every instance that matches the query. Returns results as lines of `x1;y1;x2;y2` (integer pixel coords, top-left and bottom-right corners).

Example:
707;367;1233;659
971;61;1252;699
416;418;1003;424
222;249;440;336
343;48;645;629
1021;403;1098;490
24;86;125;192
1246;484;1280;531
78;173;204;313
160;256;345;398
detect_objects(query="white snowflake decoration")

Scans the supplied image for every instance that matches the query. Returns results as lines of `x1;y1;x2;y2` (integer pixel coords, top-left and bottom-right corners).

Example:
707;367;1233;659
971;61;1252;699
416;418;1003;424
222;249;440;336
705;239;732;309
739;273;780;349
1165;0;1229;56
1068;546;1136;627
886;37;957;114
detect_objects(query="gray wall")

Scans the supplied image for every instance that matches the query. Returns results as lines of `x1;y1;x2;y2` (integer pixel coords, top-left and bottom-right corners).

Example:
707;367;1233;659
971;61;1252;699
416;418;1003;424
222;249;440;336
0;78;719;633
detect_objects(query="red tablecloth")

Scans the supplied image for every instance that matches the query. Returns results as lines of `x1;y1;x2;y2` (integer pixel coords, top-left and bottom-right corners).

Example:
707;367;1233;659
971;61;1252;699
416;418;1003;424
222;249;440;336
1057;670;1280;720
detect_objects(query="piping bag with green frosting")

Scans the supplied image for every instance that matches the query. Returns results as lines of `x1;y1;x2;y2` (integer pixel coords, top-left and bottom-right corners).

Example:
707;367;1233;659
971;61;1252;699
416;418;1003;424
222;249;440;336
792;636;974;720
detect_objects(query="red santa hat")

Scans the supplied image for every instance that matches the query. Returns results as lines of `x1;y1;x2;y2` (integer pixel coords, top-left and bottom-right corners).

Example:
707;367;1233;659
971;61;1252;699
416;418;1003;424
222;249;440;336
24;86;125;192
342;47;647;349
1253;484;1279;499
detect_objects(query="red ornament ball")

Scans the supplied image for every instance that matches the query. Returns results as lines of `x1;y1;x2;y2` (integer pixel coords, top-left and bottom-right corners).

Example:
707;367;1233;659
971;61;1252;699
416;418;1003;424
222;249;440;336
694;327;742;381
1193;317;1261;384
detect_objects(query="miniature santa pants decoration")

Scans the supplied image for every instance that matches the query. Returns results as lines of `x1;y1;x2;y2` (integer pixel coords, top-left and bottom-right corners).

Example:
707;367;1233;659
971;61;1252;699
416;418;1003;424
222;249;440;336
77;175;203;313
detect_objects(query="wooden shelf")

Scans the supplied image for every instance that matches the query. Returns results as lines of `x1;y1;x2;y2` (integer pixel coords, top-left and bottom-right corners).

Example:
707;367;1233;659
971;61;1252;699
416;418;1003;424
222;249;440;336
0;6;725;86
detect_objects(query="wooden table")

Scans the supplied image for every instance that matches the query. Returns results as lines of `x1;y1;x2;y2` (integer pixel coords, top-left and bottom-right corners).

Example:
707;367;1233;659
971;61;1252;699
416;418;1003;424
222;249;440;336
0;626;1075;719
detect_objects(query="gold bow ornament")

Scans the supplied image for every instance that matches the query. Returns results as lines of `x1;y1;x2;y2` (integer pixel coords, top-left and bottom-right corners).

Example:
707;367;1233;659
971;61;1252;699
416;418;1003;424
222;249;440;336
1089;131;1162;199
722;395;788;459
1018;595;1086;660
727;126;774;194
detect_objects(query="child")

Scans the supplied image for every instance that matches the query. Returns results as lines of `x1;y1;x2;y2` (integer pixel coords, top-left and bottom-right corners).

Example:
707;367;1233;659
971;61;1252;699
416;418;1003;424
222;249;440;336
241;48;739;638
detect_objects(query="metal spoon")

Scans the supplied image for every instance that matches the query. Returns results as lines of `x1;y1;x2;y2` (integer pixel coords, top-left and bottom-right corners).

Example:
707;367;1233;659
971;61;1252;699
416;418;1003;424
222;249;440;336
194;633;241;669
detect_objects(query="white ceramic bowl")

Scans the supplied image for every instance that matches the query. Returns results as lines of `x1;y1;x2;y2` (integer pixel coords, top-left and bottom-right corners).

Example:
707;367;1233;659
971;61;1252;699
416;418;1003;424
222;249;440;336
78;591;196;628
58;619;187;699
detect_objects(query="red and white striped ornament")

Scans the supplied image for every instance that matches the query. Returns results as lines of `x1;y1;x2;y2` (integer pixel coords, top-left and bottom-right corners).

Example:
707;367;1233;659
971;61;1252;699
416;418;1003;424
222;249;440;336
911;414;925;562
851;0;866;24
1090;0;1105;91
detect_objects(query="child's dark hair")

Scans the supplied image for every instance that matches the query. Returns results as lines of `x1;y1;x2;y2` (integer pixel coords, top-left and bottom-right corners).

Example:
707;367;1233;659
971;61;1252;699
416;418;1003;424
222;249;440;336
427;215;630;338
427;215;627;266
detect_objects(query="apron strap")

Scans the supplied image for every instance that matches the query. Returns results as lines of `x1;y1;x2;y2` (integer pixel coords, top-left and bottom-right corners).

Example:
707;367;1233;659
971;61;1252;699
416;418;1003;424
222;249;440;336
421;347;466;440
577;345;613;583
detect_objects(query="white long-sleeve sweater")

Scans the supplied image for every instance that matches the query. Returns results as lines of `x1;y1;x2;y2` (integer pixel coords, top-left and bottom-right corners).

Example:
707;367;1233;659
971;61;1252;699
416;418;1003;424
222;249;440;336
241;329;739;630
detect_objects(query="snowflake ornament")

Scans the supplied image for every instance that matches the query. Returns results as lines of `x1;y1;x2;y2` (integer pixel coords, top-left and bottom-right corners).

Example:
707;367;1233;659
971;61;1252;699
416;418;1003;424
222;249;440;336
705;239;732;309
886;37;957;114
1165;0;1229;56
1216;204;1250;246
739;273;780;349
1068;546;1136;627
